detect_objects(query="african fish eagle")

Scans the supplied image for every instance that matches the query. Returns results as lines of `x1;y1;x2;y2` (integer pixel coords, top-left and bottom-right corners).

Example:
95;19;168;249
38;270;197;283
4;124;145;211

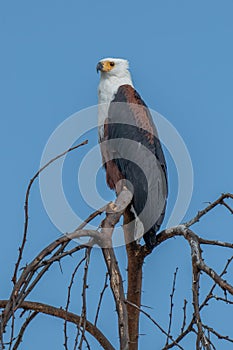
97;58;168;249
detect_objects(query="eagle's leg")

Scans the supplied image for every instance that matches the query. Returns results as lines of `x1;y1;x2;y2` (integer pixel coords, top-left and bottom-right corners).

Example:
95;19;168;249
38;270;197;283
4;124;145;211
143;229;157;250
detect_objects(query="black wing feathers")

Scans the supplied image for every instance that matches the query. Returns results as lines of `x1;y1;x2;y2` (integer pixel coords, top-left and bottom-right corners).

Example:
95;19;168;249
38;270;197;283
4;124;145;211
105;84;168;248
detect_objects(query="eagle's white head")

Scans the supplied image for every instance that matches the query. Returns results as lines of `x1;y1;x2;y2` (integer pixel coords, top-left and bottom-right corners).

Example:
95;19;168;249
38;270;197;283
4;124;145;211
97;57;134;140
97;57;134;104
97;58;130;77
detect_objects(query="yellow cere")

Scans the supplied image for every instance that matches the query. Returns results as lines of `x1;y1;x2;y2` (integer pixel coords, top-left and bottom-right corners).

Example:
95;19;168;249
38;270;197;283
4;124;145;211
101;60;115;72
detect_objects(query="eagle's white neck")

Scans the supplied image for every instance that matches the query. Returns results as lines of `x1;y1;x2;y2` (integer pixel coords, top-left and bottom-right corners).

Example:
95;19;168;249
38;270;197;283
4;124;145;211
98;71;133;140
98;71;133;104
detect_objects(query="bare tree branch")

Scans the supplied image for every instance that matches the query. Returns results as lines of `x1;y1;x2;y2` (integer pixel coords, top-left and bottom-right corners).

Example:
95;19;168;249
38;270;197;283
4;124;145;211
198;238;233;249
165;241;233;349
12;139;88;286
185;193;233;227
192;252;208;349
2;150;233;350
0;300;115;350
100;187;133;350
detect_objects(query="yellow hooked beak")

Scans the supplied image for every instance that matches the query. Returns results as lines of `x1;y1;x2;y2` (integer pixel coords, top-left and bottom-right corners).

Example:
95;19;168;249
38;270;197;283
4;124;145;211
96;60;115;73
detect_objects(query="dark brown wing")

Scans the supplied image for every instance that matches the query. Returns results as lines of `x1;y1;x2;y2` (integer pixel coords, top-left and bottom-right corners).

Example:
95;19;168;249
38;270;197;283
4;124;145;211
103;84;168;248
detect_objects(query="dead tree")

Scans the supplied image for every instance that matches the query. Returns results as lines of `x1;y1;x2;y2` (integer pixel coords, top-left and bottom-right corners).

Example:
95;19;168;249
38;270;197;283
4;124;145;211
0;141;233;350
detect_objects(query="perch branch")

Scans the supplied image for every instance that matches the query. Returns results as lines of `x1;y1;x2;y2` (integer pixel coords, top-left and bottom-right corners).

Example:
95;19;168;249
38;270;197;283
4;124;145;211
101;187;133;350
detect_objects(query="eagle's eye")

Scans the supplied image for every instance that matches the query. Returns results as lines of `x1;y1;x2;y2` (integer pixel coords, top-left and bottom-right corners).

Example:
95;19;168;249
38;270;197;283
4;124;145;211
110;62;115;67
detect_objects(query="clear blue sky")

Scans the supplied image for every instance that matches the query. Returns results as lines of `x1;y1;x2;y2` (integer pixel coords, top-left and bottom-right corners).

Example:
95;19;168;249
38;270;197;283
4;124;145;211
1;0;233;348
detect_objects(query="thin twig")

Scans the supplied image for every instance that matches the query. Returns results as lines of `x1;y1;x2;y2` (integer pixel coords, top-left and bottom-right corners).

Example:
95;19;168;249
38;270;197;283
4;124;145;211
211;295;233;305
12;139;88;285
221;200;233;215
94;272;109;326
77;247;92;350
203;324;233;344
199;238;233;249
42;244;88;266
64;257;86;350
74;204;109;231
83;336;91;350
200;260;233;295
180;299;188;334
165;267;178;347
199;256;233;311
12;311;38;350
8;300;15;350
1;141;90;346
2;234;95;331
125;300;184;350
167;256;233;349
184;193;233;227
